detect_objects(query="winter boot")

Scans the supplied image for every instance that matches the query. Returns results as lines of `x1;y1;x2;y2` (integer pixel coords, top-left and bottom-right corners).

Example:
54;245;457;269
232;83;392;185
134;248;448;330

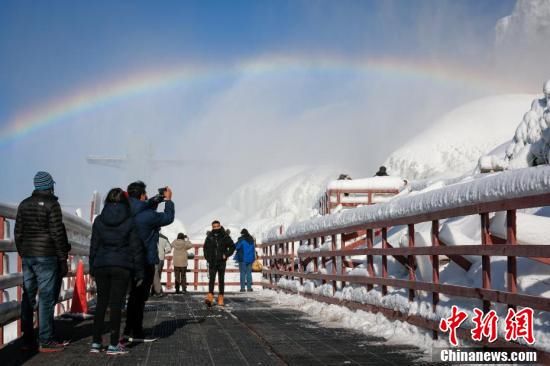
175;283;180;294
217;294;224;307
205;292;214;306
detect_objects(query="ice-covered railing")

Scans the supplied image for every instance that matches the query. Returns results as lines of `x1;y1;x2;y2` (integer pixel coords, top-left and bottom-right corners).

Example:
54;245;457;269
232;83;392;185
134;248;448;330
269;166;550;242
0;202;93;346
317;176;405;215
260;166;550;359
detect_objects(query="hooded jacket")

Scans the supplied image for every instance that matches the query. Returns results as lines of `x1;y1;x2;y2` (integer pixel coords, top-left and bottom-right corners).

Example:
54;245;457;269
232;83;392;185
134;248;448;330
89;203;145;279
15;190;69;260
203;228;235;265
129;198;175;265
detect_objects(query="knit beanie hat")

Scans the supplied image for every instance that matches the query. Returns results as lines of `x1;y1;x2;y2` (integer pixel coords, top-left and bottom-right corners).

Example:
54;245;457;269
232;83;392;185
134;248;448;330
34;171;55;191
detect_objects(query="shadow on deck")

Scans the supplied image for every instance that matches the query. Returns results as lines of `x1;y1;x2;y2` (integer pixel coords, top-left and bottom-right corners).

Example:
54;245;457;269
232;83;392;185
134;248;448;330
0;293;435;365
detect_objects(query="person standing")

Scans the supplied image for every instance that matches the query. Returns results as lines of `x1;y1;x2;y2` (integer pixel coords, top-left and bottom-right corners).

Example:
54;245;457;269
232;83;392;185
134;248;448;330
203;221;235;306
152;233;172;297
171;233;193;294
123;181;174;340
89;188;144;355
235;229;255;292
15;171;69;352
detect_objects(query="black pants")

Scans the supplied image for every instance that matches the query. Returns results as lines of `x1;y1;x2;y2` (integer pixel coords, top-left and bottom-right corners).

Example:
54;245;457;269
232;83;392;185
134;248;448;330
92;267;131;346
208;261;226;295
124;264;154;337
174;266;187;290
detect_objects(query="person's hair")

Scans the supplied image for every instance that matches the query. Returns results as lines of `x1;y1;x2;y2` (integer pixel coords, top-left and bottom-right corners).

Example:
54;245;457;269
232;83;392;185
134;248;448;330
379;166;386;171
105;188;130;206
127;181;146;199
241;228;250;236
211;220;220;226
177;233;186;240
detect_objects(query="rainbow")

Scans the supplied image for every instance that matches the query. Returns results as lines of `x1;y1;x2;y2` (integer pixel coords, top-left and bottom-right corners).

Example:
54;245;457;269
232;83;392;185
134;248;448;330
0;55;523;147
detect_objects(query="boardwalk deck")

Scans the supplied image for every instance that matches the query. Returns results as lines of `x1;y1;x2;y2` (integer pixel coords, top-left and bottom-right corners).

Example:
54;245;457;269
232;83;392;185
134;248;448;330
0;293;434;365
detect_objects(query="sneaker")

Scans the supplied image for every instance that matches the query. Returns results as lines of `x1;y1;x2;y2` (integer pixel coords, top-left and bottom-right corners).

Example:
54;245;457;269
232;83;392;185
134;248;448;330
106;343;128;355
240;288;246;292
90;343;103;353
39;340;65;353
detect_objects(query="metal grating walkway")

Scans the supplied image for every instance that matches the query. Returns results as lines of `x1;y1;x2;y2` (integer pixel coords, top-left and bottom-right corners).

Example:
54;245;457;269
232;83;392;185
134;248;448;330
0;293;434;365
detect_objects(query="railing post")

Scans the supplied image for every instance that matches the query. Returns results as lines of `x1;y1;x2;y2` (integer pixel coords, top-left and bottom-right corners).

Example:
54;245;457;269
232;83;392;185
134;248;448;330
166;256;173;290
407;224;416;301
480;213;492;313
194;246;199;291
298;241;303;286
366;229;374;291
431;220;440;340
381;227;388;296
506;209;517;310
331;234;337;293
320;236;326;285
313;238;319;273
339;234;346;288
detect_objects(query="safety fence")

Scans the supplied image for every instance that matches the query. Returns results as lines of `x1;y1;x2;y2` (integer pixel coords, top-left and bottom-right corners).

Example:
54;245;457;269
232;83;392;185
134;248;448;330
260;176;550;359
163;243;262;290
317;187;400;215
0;203;93;347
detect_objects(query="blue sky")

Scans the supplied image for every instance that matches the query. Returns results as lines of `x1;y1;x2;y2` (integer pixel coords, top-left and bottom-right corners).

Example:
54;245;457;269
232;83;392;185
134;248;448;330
0;0;516;219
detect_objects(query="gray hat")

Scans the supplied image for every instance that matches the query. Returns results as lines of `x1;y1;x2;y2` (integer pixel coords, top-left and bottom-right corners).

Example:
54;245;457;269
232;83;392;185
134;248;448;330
34;171;55;191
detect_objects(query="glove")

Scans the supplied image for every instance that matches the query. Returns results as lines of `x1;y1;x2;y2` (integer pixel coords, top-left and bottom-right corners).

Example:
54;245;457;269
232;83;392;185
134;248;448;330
58;260;69;277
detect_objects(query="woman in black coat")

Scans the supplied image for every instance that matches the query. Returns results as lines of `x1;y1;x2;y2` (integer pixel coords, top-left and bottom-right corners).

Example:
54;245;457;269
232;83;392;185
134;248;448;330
89;188;144;355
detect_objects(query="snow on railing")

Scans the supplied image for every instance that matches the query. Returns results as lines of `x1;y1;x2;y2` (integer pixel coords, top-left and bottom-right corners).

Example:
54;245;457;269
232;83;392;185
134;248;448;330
260;166;550;359
269;166;550;242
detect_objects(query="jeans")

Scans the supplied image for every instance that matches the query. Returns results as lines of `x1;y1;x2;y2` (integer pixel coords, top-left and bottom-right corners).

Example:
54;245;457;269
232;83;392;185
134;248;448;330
21;256;58;344
93;266;130;346
239;262;253;290
152;260;164;295
208;261;226;295
124;264;154;337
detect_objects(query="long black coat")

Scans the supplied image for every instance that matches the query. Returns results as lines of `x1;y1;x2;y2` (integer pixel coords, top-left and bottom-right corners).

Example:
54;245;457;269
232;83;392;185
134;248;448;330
89;203;145;280
15;190;69;260
203;228;235;265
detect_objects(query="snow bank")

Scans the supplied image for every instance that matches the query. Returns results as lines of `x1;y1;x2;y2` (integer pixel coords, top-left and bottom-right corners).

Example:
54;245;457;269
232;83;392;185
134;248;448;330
327;176;406;191
264;166;550;242
384;94;536;180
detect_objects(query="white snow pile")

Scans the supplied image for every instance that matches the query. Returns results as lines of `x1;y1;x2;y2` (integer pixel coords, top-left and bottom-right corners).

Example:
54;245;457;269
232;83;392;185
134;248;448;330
188;166;337;240
479;85;550;171
384;94;536;180
259;289;446;360
327;176;406;191
264;165;550;242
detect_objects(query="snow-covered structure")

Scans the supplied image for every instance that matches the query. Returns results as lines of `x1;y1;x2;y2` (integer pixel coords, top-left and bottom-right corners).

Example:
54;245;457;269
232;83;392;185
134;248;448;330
478;80;550;171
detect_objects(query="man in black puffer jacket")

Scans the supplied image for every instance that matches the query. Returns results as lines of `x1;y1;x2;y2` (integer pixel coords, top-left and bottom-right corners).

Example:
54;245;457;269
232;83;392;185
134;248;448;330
15;171;69;352
203;220;235;307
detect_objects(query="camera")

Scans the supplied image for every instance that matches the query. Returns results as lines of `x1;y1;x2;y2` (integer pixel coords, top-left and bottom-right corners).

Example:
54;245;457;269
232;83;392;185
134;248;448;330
149;187;167;205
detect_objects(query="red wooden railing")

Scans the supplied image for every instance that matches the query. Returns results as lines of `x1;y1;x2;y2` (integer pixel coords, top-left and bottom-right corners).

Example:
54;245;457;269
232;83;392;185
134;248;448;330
261;188;550;359
162;243;261;290
318;188;400;215
0;203;94;347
